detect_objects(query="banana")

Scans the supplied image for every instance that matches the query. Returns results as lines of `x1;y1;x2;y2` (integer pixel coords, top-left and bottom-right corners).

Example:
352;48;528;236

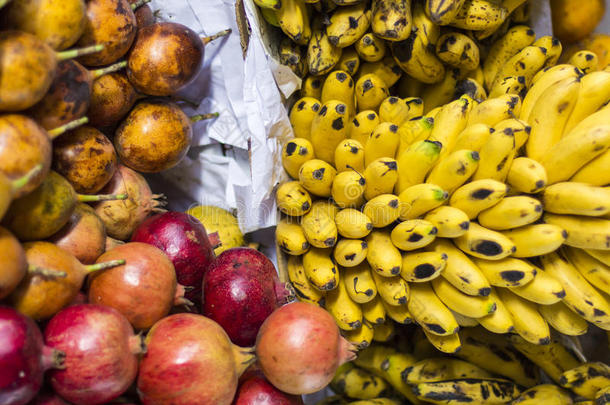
396;116;435;154
408;281;460;336
390;219;438;251
508;266;565;305
534;35;562;68
436;32;480;71
254;0;281;9
539;301;589;336
398;183;448;220
337;47;360;76
564;246;610;292
501;223;566;257
310;100;350;165
428;97;473;157
422;328;462;354
401;251;447;282
477;287;515;333
362;295;387;325
395;140;443;193
371;0;412;41
476;0;527;39
478;196;542;230
541;125;610;185
276;0;311;45
473;257;537;287
276;216;310;255
282;137;315;179
507;157;548;194
427;238;491;296
335;239;368;268
276;181;312;216
569;50;599;74
403;97;426;119
496;288;551;345
420;68;461;111
449;0;508;31
586;249;610;267
364;124;400;167
450;311;475;328
381;300;413;324
302;204;338;248
279;38;308;78
355;32;386;63
350;399;401;405
372;319;394;340
424;206;470;238
303;247;339;291
449;179;508;219
289;98;321;142
508;334;581;384
426;150;480;194
298;159;337;197
512;384;574;405
363;194;401;228
511;1;531;23
366;229;402;276
488;75;527;99
467;94;522;127
326;273;363;330
363;158;398;201
544;214;610;250
312;200;340;222
287;255;326;305
491;45;548;90
332;171;366;209
343;262;377;305
561;363;610;399
564;71;610;136
331;361;390;399
308;19;342;76
432;276;497;318
414;378;521;404
498;117;531;150
301;75;324;99
541;252;610;330
543;182;610;217
404;357;492;384
371;270;409;307
597;385;610;404
425;0;466;25
451;124;492;154
321;70;357;116
378;97;411;126
472;120;517;182
359;56;404;87
335;139;365;173
327;3;372;48
466;65;485;85
335;208;373;239
355;73;390;111
349;110;380;146
483;25;537;90
455;77;487;102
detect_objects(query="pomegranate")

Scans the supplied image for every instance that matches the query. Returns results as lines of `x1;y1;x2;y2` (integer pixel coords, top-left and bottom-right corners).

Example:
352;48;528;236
131;212;215;305
255;302;357;395
44;304;143;405
137;313;255;405
233;369;304;405
27;391;72;405
0;306;65;405
202;247;294;347
87;242;192;330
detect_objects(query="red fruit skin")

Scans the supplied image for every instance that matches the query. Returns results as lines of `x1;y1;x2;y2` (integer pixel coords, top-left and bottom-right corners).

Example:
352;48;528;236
202;247;292;347
0;306;62;405
44;304;140;405
27;391;72;405
233;370;304;405
131;212;214;305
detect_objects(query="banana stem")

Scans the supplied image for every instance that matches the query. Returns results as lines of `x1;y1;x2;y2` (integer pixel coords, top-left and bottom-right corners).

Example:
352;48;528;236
130;0;151;10
90;61;127;79
201;29;232;45
77;193;128;202
56;44;105;61
190;112;219;122
48;117;89;139
11;164;43;192
84;259;126;273
28;265;67;278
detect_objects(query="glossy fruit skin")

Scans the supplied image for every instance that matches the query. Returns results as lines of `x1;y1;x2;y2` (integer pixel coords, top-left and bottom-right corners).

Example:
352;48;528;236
114;100;192;173
0;226;26;300
131;212;215;305
88;72;139;128
0;306;64;405
44;304;141;405
48;203;107;264
76;0;137;66
233;369;304;405
203;247;291;347
0;114;51;197
88;242;178;330
127;22;203;96
53;126;117;194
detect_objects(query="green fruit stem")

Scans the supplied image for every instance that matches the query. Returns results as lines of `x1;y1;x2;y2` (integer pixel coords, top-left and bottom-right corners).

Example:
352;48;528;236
11;164;43;192
91;61;127;80
56;44;105;61
77;193;128;202
84;259;126;274
201;28;232;45
190;112;219;122
130;0;151;10
48;117;89;139
28;265;67;278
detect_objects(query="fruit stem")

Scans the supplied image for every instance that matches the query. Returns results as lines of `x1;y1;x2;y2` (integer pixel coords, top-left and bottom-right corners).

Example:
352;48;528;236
275;281;296;305
77;193;128;202
42;346;66;370
232;345;256;378
174;284;195;308
201;28;232;45
11;164;43;192
84;259;125;273
56;44;105;61
48;116;89;139
130;0;151;10
190;112;219;123
128;333;147;355
28;265;67;278
207;231;222;250
90;61;127;80
338;336;358;365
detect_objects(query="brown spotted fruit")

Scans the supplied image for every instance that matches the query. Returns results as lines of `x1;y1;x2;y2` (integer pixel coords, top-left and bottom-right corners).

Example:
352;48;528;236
128;0;154;28
87;72;140;128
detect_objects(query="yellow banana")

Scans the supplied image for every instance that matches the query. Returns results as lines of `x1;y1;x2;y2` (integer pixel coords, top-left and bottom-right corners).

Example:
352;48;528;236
398;183;448;220
371;271;409;307
334;139;365;173
343;262;377;304
488;75;527;99
427;238;491;296
276;0;311;45
334;239;368;268
287;255;326;305
400;251;447;282
371;0;412;41
432;276;497;318
326;273;363;330
303;247;339;291
321;70;356;116
395;140;443;193
453;310;479;327
390;219;438;251
359;56;404;87
381;300;413;324
491;45;548;90
473;120;517;182
301;204;338;248
364;124;400;167
349;110;380;146
498;117;531;149
425;0;466;25
501;223;566;258
506;157;548;194
509;0;531;23
331;361;390;399
349;399;401;405
422;328;462;354
289;97;321;141
539;301;589;336
363;194;401;228
512;384;573;405
282;137;315;179
564;71;610;136
378;96;412;126
308;19;342;76
477;287;515;333
326;3;372;48
570;155;610;188
366;229;402;276
363;158;398;200
451;123;492;153
362;295;387;325
449;0;508;31
337;46;360;76
414;378;520;404
335;208;373;239
276;216;309;255
254;0;281;8
276;181;312;216
310;100;350;165
586;249;610;267
597;385;610;405
478;196;542;230
564;246;610;292
473;257;537;287
466;94;522;127
298;158;336;197
475;0;527;39
569;50;599;74
424;206;470;238
428;97;473;157
332;170;366;209
355;32;386;63
404;357;492;384
544;213;610;250
509;266;565;305
420;68;461;111
279;38;308;78
396;117;435;154
543;182;610;216
456;77;488;102
408;281;460;336
534;35;562;68
449;179;508;219
355;73;390;111
436;32;480;71
426;150;480;194
403;97;426;119
496;287;551;345
301;75;324;99
372;319;393;340
561;363;610;400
